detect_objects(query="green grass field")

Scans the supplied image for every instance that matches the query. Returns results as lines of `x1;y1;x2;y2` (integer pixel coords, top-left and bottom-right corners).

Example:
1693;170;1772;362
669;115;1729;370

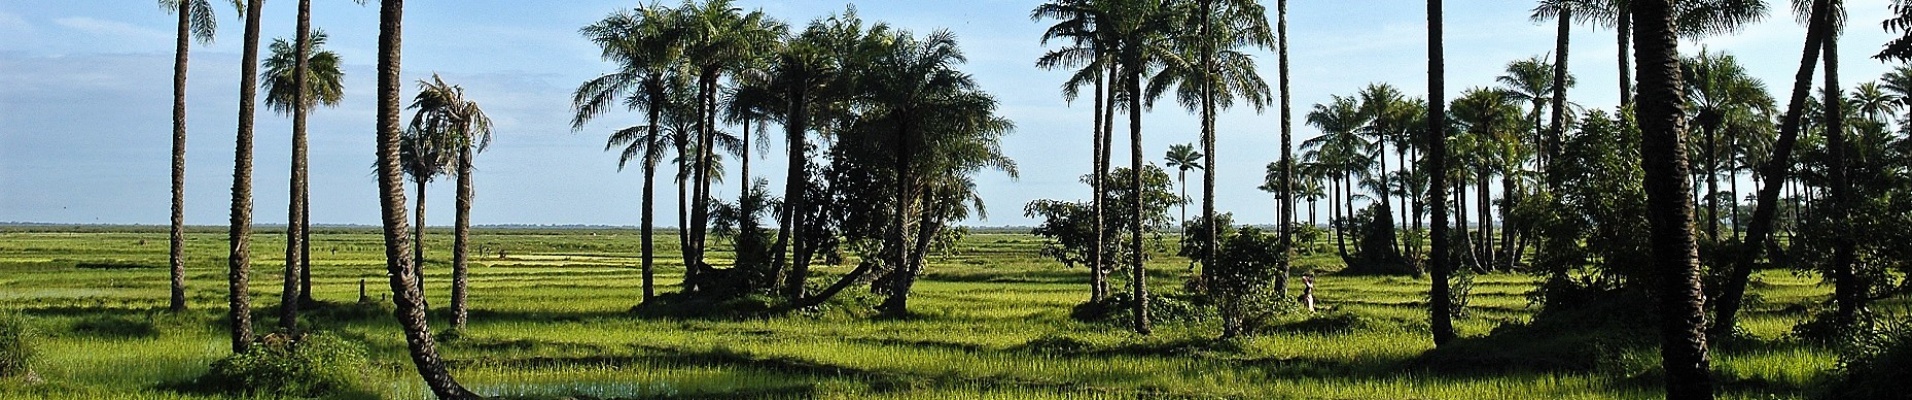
0;227;1871;399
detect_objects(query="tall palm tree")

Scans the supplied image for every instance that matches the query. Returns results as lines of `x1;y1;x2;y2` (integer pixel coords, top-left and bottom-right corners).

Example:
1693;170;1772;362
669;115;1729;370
1633;0;1714;397
1357;84;1411;259
1106;0;1184;335
1811;0;1860;327
1035;0;1119;303
1163;143;1203;242
160;0;241;314
373;1;475;397
1426;0;1456;347
409;74;493;331
224;0;264;354
1275;0;1295;295
1497;56;1560;172
1303;95;1371;265
1584;0;1769;106
575;4;685;302
1532;0;1596;188
679;1;784;286
262;28;346;329
1711;0;1831;341
1849;82;1900;127
1148;0;1272;283
1450;88;1523;268
1881;66;1912;126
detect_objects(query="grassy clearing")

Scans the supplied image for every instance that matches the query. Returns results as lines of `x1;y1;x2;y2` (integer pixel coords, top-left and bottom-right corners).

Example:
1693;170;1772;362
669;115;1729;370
0;228;1882;399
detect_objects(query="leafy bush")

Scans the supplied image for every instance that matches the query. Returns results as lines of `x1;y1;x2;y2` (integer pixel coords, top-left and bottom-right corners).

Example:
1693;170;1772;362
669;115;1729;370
199;332;370;398
1070;292;1210;325
0;313;34;379
1831;317;1912;400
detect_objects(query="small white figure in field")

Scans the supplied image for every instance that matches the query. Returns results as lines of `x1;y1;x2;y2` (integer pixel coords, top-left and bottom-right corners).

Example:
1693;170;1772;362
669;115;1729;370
1301;273;1316;313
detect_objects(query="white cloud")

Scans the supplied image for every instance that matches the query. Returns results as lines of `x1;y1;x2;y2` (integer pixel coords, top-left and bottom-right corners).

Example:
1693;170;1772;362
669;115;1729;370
53;16;167;42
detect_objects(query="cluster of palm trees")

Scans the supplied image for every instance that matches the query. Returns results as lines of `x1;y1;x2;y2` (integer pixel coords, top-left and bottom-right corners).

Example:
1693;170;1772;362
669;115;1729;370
161;0;489;397
1033;0;1284;335
572;1;1015;316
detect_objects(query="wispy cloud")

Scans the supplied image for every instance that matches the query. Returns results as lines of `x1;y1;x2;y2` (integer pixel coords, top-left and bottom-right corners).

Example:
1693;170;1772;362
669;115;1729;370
53;16;167;42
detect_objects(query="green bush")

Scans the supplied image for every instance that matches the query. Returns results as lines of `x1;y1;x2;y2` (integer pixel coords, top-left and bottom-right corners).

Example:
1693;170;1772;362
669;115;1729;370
0;313;33;379
1829;318;1912;400
1070;292;1210;325
200;332;370;397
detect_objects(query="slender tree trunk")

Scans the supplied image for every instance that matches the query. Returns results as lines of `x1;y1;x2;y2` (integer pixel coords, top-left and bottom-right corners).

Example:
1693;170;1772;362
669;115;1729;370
1478;167;1493;268
300;192;312;303
1709;0;1827;337
741;119;751;216
1707;123;1721;240
1090;69;1108;302
1548;7;1571;190
1730;157;1741;241
641;155;657;301
677;150;691;283
281;0;313;332
1332;175;1349;261
1617;7;1633;107
1179;172;1188;244
451;146;473;330
1824;28;1859;327
1129;68;1151;335
413;179;428;303
169;0;192;313
374;2;477;397
880;120;915;316
1100;64;1117;300
1427;0;1456;347
1633;1;1714;397
1200;0;1219;289
777;83;810;300
1276;0;1293;297
226;0;265;354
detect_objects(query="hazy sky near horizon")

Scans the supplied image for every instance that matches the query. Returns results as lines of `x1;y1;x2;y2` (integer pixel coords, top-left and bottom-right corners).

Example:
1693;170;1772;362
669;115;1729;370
0;0;1901;227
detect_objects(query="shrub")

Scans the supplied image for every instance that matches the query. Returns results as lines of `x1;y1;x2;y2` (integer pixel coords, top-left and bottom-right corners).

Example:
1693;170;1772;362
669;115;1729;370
0;313;34;379
200;332;370;397
1070;292;1209;325
1831;317;1912;400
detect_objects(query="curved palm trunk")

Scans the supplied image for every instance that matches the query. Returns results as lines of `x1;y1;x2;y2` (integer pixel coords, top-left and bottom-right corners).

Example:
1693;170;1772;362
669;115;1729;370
281;0;313;332
374;1;477;397
169;0;192;313
1633;0;1715;397
1128;65;1151;336
1276;0;1293;296
226;0;265;354
1427;0;1456;347
1711;0;1830;340
451;146;473;330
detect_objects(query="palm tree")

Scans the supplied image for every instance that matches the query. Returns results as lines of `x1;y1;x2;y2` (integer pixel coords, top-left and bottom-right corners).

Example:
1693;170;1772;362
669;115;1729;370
1303;95;1370;265
1163;143;1203;242
373;1;476;397
1275;0;1295;295
1357;84;1411;259
1710;0;1832;341
1148;0;1273;283
1583;0;1769;105
1814;0;1860;328
1682;50;1774;241
1104;0;1184;335
1881;66;1912;126
1532;0;1595;186
1497;56;1560;173
1426;0;1456;347
679;1;785;286
160;0;241;314
409;74;493;331
223;0;264;354
398;126;451;301
575;4;686;302
262;28;346;329
1632;0;1714;398
1849;82;1900;127
1035;0;1120;303
1450;88;1522;269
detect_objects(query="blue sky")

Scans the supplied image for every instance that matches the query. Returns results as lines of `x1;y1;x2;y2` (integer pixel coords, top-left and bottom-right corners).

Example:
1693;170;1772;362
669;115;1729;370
0;0;1900;227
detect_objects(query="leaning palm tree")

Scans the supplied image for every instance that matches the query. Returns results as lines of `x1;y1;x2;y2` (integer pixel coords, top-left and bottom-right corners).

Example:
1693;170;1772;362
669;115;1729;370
224;0;264;354
373;1;476;397
1632;0;1714;398
1163;143;1203;242
1710;0;1830;341
262;28;347;329
409;74;493;331
160;0;242;314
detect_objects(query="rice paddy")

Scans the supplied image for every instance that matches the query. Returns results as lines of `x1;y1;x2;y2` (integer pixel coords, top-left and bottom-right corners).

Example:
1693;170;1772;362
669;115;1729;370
0;227;1873;399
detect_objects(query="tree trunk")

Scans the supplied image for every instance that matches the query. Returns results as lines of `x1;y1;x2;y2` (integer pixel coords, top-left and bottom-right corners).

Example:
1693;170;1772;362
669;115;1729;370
1427;0;1456;347
451;146;473;330
1617;7;1633;107
879;118;915;316
1632;0;1715;397
281;0;313;332
1129;67;1151;336
1276;0;1293;297
1707;123;1720;240
374;2;478;397
1179;172;1188;244
413;179;428;304
1099;64;1117;301
1200;3;1219;289
1709;0;1829;340
1478;167;1493;269
1548;7;1571;190
1090;68;1107;302
226;0;265;354
776;82;809;300
641;153;657;301
169;0;192;313
1824;27;1859;327
1332;175;1349;261
300;191;312;303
